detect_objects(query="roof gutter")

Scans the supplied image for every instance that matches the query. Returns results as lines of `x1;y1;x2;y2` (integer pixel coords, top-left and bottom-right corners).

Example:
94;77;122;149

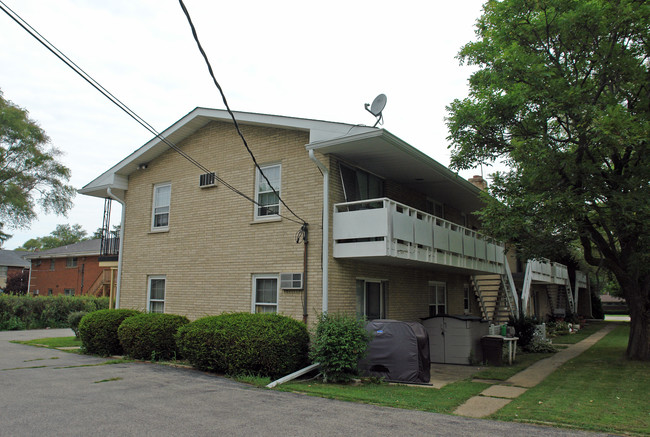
107;187;125;309
308;150;328;314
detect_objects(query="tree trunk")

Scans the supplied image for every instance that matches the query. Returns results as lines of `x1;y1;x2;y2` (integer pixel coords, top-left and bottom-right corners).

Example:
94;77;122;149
623;280;650;361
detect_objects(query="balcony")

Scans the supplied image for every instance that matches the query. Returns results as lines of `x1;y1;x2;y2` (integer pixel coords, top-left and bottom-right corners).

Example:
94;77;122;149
98;236;120;264
526;259;569;285
333;198;505;274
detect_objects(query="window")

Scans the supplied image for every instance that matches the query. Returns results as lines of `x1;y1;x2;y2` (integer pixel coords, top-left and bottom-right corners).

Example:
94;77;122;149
428;281;447;317
255;164;281;219
464;283;471;314
64;289;75;296
340;164;384;204
252;275;278;313
147;276;166;313
426;199;444;218
48;289;53;296
152;183;171;229
66;257;77;268
356;279;388;320
50;259;55;270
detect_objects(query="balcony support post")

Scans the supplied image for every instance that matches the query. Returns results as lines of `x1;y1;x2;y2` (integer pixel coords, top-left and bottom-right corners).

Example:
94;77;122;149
107;187;125;309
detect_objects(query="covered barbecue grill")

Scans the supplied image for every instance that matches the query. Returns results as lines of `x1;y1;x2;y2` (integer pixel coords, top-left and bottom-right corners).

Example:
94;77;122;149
358;319;430;383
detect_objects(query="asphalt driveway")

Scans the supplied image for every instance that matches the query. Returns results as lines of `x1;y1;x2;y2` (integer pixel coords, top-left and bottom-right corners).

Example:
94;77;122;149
0;329;607;437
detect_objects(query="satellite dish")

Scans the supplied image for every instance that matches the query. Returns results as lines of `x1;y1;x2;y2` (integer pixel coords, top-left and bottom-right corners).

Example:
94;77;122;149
364;94;387;127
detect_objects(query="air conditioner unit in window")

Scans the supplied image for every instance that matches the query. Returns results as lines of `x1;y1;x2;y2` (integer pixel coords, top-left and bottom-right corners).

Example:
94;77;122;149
199;172;217;188
280;273;303;290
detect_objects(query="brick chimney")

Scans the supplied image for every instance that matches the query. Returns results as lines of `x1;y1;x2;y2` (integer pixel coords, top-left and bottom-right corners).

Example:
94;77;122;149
468;175;488;191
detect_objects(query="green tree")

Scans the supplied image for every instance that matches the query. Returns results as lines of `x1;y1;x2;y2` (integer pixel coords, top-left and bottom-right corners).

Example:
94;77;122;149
0;90;75;246
18;224;88;250
446;0;649;360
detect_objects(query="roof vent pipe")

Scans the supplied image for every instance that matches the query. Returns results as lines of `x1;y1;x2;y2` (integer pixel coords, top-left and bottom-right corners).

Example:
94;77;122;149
308;149;328;314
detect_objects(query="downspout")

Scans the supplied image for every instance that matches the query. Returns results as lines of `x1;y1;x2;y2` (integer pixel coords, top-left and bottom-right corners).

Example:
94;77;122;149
308;150;328;314
107;187;125;309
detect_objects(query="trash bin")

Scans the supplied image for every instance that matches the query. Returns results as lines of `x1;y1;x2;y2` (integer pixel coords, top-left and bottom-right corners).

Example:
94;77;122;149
481;335;504;366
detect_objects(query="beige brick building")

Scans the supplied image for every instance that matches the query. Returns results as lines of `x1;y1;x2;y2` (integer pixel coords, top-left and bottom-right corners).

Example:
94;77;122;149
81;108;589;328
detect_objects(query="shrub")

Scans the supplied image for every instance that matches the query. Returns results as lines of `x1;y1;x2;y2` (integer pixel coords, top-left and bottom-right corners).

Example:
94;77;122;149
118;313;189;360
309;313;371;383
509;316;539;350
176;312;309;379
78;309;140;356
67;311;87;337
0;295;109;330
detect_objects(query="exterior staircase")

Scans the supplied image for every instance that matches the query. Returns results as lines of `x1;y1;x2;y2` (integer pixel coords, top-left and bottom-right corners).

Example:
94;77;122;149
472;274;516;323
85;269;114;297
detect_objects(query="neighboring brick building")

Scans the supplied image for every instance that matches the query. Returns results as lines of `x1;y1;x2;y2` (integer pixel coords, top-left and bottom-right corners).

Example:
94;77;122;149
24;240;115;297
79;108;586;327
0;250;30;291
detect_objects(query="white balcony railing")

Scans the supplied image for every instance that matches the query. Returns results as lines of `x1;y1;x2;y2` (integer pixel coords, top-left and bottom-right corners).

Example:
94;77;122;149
333;198;505;274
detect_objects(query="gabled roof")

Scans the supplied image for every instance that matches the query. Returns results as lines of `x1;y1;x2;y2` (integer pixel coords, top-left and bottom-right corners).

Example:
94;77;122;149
79;107;376;199
79;107;483;211
0;250;30;268
22;239;101;260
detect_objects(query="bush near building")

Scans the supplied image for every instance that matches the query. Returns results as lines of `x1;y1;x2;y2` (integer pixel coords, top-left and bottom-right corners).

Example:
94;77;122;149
118;313;189;360
78;309;140;356
309;313;371;383
176;312;309;379
0;295;109;331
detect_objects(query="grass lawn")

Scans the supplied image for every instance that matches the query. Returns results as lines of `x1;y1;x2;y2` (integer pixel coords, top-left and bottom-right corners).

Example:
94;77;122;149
278;379;492;414
12;336;82;350
551;320;606;345
471;351;554;381
490;324;649;436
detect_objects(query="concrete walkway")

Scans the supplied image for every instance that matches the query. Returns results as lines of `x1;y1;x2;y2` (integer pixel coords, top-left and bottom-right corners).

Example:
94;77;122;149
453;324;616;418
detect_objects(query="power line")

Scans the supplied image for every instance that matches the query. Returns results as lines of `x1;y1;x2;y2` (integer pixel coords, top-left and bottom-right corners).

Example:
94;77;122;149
178;0;307;225
0;0;305;226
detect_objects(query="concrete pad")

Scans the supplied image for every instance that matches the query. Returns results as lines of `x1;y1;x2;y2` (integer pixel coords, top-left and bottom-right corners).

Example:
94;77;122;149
453;396;512;418
481;385;527;399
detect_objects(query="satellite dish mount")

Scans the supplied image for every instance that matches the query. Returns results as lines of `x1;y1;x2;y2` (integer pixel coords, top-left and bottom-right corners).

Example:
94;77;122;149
365;94;387;127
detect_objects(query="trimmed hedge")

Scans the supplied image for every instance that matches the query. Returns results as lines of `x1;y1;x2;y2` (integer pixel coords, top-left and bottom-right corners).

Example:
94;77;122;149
0;295;109;331
78;309;140;356
118;313;189;360
176;312;309;379
67;311;87;338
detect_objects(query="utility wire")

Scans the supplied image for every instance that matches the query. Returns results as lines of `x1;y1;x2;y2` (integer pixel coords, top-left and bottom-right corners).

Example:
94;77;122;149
0;1;305;225
178;0;307;225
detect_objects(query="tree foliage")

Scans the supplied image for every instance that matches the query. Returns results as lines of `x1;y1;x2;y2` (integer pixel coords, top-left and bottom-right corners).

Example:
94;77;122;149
446;0;650;359
18;224;88;251
0;90;75;246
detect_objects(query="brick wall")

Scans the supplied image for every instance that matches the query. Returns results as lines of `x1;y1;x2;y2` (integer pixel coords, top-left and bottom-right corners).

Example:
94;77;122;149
28;256;105;296
118;123;485;325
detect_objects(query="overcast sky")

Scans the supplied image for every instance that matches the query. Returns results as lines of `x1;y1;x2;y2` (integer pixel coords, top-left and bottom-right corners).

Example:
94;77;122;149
0;0;488;249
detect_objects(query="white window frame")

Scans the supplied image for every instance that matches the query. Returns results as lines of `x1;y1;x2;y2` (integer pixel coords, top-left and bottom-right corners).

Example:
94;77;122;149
252;274;279;313
428;281;447;317
147;275;166;313
254;164;281;220
151;182;171;231
356;278;388;320
66;257;78;268
64;288;75;296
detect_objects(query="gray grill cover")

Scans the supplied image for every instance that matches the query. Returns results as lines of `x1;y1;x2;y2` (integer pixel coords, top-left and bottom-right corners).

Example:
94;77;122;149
358;319;430;383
